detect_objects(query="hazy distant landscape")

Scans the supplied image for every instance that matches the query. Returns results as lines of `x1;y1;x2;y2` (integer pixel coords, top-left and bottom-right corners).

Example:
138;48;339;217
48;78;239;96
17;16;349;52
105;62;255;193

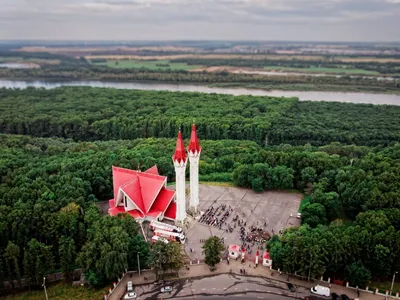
0;41;399;95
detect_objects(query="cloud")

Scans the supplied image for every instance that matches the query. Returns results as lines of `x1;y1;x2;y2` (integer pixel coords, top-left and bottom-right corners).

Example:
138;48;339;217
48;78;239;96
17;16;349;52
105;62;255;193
0;0;399;41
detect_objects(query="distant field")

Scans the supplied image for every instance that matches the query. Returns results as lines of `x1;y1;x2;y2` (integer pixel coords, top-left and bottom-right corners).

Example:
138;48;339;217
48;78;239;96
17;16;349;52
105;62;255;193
0;56;60;65
263;66;379;75
92;59;200;70
85;54;400;63
3;282;106;300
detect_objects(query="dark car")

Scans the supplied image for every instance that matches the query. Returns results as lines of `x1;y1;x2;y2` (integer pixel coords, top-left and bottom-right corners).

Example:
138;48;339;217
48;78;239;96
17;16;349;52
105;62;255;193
331;293;340;300
287;283;296;292
341;295;350;300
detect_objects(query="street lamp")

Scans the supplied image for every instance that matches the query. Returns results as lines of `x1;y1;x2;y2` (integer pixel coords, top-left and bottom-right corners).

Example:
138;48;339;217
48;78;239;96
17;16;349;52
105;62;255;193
390;271;398;298
42;277;49;300
137;252;141;277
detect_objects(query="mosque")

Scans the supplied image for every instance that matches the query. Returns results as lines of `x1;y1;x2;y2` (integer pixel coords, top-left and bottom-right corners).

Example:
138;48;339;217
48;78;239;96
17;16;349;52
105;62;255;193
108;124;201;223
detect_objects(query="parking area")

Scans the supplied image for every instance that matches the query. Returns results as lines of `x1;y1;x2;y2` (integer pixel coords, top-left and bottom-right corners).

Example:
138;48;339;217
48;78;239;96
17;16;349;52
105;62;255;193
185;185;302;261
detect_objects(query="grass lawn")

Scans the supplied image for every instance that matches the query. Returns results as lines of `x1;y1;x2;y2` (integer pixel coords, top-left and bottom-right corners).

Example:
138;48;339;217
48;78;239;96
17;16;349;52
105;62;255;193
263;66;379;75
93;59;200;71
371;280;400;295
298;195;310;213
3;282;107;300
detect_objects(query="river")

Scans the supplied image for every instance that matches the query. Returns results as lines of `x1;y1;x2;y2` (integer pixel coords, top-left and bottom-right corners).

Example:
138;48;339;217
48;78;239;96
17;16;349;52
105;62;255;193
0;80;399;106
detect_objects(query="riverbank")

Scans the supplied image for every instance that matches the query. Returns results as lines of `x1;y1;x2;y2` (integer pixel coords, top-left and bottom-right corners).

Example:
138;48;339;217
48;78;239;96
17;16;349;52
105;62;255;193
1;80;400;105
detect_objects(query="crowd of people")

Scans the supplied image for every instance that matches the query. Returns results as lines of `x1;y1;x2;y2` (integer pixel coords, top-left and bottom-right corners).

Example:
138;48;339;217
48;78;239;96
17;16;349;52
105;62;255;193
199;204;233;229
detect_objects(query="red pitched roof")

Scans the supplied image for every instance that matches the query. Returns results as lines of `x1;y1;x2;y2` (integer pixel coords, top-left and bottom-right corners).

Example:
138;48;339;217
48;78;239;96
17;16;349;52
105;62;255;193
164;201;177;220
149;188;175;213
121;177;144;213
145;165;159;175
228;245;241;252
137;173;165;213
263;252;271;259
127;210;144;219
173;131;187;163
110;165;176;220
188;124;201;154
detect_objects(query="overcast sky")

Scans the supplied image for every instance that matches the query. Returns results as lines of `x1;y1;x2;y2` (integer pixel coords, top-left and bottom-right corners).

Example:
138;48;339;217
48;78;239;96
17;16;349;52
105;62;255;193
1;0;400;42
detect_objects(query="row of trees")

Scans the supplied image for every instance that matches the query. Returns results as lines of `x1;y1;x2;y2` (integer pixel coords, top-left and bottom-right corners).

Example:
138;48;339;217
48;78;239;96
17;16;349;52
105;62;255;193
170;57;400;75
1;87;399;146
267;209;400;287
0;87;295;145
1;62;399;93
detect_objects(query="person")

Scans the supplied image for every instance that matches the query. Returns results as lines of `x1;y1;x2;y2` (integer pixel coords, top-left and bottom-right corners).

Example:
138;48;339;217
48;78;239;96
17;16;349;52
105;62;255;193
357;288;360;297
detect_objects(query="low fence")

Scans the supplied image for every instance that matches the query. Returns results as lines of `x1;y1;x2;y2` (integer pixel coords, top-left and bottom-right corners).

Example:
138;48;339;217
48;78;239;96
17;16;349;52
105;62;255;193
272;266;400;299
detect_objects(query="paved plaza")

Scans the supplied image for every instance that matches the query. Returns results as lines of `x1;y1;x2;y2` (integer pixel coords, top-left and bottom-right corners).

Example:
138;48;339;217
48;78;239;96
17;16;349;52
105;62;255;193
184;184;302;261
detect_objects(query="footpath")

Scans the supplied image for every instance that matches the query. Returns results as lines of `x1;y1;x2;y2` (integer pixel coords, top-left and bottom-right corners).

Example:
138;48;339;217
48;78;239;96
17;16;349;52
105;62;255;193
108;260;390;300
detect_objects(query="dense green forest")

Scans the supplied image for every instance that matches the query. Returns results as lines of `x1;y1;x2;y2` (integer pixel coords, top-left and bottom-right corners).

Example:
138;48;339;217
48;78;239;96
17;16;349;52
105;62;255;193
1;87;399;146
0;134;399;289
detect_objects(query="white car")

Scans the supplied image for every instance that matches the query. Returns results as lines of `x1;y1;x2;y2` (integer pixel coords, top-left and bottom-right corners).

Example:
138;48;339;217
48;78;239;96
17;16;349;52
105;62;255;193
160;286;173;293
127;281;133;292
297;212;302;219
311;285;330;297
124;292;137;299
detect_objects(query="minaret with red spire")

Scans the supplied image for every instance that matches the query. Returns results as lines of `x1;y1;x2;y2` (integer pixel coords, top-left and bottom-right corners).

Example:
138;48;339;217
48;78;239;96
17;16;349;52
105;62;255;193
187;124;201;212
172;130;187;223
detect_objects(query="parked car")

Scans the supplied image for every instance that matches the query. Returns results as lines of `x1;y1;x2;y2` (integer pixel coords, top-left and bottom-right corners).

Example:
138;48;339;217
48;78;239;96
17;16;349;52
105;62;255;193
311;285;330;297
124;292;137;299
331;292;340;300
160;286;173;293
287;283;296;292
297;212;302;219
127;281;133;292
341;295;350;300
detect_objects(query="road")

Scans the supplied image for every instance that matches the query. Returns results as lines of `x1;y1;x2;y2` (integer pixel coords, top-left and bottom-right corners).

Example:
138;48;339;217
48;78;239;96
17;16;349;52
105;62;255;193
123;274;311;299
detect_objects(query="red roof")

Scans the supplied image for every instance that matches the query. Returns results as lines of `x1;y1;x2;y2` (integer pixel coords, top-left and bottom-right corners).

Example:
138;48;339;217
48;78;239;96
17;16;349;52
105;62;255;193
173;131;187;163
228;245;241;252
110;165;176;220
149;188;175;213
121;177;144;213
127;210;144;219
145;165;159;175
108;198;125;216
263;252;271;260
188;124;201;154
164;201;177;220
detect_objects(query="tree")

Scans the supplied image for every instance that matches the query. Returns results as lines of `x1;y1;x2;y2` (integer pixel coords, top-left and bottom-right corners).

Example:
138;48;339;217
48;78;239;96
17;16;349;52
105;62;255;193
301;167;317;188
251;177;264;193
233;165;253;188
301;203;328;227
128;235;150;271
147;241;185;279
345;261;371;288
4;241;21;288
311;190;341;221
59;236;76;280
23;239;54;286
202;236;225;270
266;235;283;269
76;216;130;286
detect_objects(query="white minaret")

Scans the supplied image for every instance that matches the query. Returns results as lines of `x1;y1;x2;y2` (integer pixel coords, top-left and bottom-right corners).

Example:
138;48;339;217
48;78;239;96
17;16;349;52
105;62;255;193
172;130;187;223
188;124;201;212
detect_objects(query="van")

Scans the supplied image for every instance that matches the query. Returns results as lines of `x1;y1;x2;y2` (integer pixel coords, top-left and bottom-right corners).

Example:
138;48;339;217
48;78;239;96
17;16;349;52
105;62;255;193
310;285;330;297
